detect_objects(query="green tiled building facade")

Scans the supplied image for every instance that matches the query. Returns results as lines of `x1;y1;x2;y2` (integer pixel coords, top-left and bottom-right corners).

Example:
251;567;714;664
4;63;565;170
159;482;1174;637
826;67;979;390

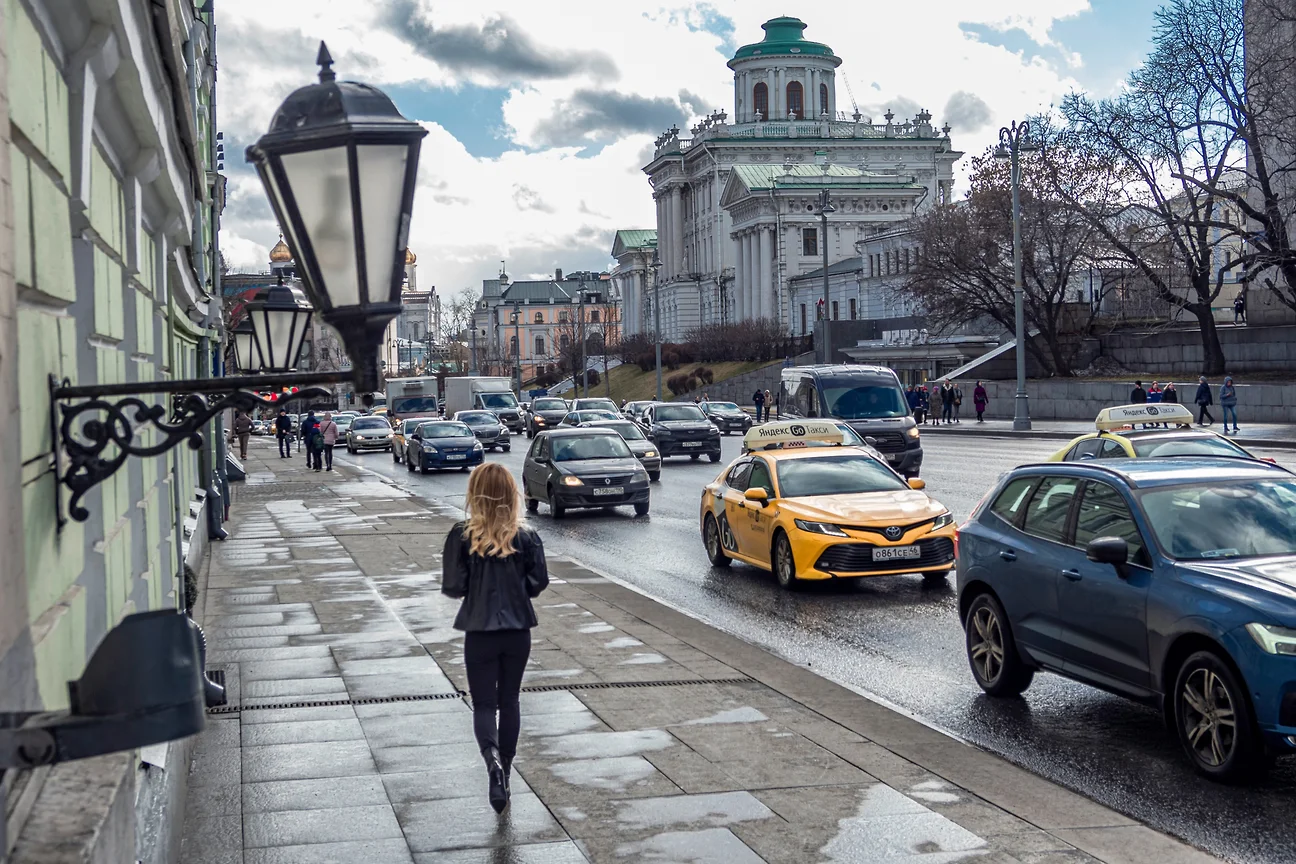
1;0;223;861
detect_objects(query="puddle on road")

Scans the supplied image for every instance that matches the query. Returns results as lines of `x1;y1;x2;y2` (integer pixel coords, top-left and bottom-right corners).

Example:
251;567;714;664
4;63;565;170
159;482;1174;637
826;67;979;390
543;729;674;760
614;791;774;830
615;828;765;863
820;785;987;863
578;623;615;634
604;637;644;649
908;780;962;805
619;653;666;665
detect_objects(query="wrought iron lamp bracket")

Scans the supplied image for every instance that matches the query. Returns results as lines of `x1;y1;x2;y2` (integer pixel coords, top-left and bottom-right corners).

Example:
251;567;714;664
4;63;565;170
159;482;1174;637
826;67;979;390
49;371;349;528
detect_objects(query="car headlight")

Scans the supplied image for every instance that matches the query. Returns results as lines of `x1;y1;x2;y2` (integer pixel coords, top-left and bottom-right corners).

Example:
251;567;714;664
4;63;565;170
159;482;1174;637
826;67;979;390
535;417;546;425
1245;623;1296;655
643;450;657;458
423;446;438;454
794;519;849;537
500;428;510;437
906;427;920;439
473;442;483;451
707;427;720;436
561;475;583;486
929;512;954;531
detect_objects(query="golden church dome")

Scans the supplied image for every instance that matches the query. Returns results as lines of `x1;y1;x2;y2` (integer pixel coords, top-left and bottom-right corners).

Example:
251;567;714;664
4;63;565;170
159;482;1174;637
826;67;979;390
269;235;292;263
405;248;417;265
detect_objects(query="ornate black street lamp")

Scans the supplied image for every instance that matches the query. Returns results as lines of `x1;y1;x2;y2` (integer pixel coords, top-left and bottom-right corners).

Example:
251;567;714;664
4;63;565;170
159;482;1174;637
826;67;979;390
231;316;259;373
245;42;427;393
246;277;313;372
994;119;1039;431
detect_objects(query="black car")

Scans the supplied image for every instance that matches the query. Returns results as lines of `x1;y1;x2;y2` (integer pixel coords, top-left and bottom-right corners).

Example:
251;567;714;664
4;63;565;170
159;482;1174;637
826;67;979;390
521;428;651;518
639;402;721;461
453;410;511;452
405;421;484;473
699;401;753;435
525;396;570;438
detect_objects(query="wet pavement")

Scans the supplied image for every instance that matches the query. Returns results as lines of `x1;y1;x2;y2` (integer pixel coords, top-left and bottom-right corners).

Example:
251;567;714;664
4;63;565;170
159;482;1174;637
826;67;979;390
179;439;1219;864
339;431;1296;864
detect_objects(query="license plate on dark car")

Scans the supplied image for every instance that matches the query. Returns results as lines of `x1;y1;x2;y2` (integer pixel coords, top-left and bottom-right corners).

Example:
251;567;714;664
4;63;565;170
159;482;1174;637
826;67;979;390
592;487;624;496
683;441;703;447
446;454;466;460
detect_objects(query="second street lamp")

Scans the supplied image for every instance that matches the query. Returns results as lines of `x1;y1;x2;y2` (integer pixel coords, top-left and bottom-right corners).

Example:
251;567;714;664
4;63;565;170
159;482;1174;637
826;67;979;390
231;316;258;373
995;119;1038;431
246;277;313;372
245;42;428;395
817;189;835;363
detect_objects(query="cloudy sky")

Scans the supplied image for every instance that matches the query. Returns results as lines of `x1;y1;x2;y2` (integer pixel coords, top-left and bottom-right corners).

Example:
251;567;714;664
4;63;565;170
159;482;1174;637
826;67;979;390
217;0;1159;295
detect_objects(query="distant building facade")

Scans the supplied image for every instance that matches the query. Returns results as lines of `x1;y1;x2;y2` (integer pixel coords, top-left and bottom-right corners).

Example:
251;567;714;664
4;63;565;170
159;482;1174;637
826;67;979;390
640;16;962;339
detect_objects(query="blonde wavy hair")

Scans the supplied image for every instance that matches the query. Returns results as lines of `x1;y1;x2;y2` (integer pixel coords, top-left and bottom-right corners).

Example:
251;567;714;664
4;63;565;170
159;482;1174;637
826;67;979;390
463;462;523;557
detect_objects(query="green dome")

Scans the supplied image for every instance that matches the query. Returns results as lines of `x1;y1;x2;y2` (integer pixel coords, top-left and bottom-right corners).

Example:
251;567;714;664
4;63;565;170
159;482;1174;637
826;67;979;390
729;17;840;66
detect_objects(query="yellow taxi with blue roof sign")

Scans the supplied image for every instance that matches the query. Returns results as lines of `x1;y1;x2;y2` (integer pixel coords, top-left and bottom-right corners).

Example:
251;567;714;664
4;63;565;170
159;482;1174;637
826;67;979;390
1048;404;1270;463
701;420;956;589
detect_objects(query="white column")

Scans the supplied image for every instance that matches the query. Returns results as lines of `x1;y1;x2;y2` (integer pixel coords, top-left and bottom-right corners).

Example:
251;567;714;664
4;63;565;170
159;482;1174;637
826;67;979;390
765;68;775;119
735;233;746;321
745;233;757;321
808;69;817;118
758;227;771;320
775;68;783;117
670;188;683;280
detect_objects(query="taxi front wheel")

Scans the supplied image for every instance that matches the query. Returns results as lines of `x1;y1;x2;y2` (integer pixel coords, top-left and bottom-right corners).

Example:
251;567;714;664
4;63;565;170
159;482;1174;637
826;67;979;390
964;593;1033;697
773;531;800;590
704;515;730;568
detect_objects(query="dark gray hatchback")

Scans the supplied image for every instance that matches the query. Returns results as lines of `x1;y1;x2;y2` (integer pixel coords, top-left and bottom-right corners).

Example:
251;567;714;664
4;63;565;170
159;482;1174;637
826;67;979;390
521;428;651;518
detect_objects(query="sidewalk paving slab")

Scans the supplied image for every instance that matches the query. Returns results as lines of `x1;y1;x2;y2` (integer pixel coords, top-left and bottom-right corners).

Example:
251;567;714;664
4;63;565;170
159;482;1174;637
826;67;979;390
178;437;1222;864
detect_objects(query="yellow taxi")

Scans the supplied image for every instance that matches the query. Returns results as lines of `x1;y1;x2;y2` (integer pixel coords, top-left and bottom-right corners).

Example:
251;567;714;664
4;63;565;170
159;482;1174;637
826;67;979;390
1048;404;1268;462
700;421;956;589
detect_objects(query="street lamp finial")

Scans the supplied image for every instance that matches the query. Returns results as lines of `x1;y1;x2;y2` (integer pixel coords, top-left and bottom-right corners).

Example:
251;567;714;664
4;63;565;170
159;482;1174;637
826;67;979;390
316;42;336;83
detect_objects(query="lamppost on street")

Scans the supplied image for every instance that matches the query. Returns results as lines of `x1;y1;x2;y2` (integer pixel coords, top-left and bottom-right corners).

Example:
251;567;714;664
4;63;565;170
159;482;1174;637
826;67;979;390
816;189;835;364
651;246;663;401
511;301;522;396
994;119;1038;431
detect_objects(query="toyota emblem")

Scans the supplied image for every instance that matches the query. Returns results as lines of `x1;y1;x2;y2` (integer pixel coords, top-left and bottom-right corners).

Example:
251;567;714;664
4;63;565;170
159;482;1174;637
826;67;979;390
884;526;903;540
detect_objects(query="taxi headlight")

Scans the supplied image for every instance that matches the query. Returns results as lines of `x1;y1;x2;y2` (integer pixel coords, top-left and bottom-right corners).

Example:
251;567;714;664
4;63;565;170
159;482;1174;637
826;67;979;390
1245;623;1296;656
794;519;849;537
561;475;584;486
906;427;921;439
535;417;546;425
643;450;657;458
929;512;954;532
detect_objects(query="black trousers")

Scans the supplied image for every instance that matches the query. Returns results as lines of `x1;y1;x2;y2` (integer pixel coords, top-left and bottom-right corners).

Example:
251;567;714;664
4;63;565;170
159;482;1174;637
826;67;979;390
1198;403;1215;424
463;629;531;761
278;434;291;457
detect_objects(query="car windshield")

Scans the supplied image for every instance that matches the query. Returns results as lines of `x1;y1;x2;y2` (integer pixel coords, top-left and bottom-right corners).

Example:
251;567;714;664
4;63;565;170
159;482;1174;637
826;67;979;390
579;410;617;420
776;454;909;498
534;398;567;411
600;422;645;441
708;402;740;412
1139;479;1296;560
353;418;388;430
479;392;518;409
576;399;618;412
459;412;496;425
1130;436;1249;459
390;396;439;415
655;405;706;422
417;422;472;439
401;418;434;433
552;434;633;461
334;416;353;427
819;378;910;419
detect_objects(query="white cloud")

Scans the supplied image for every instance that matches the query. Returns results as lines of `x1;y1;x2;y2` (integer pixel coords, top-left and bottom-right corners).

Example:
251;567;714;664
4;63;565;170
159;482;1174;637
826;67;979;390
218;0;1113;292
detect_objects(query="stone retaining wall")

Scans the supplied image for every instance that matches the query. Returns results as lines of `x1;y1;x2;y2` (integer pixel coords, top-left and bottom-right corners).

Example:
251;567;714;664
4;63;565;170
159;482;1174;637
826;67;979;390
972;379;1296;423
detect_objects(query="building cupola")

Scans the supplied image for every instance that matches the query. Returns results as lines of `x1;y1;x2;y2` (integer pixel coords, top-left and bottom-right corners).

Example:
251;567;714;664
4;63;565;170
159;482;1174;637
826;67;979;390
728;18;842;125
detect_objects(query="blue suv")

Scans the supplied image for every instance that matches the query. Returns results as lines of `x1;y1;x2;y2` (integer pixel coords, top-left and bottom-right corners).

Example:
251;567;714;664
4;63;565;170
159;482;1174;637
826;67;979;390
957;458;1296;782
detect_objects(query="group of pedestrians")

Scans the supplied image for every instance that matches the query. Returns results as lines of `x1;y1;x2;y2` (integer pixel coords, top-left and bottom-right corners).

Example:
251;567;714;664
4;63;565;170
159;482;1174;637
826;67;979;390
905;381;972;424
1128;376;1240;433
296;410;340;471
751;388;776;422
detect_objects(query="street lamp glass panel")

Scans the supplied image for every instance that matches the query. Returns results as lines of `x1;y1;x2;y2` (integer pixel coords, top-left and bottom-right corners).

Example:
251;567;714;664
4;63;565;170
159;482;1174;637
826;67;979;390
993;146;1011;160
357;144;410;305
280;147;361;309
232;319;258;372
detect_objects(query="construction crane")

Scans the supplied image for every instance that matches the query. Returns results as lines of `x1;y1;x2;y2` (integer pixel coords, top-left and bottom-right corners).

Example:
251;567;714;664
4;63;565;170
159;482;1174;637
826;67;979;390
841;75;865;122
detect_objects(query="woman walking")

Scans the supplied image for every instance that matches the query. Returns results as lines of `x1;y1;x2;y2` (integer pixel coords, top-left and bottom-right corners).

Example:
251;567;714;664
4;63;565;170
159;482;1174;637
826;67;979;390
973;381;988;422
1220;376;1239;433
441;463;549;813
319;412;339;471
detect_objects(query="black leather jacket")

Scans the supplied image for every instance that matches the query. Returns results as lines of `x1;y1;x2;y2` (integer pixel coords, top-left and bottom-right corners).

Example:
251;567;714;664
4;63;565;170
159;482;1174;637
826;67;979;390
441;523;548;631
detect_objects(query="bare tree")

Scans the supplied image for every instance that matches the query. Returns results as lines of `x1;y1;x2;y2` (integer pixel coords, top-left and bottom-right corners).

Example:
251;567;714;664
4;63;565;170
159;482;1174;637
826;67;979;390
1055;0;1250;373
896;135;1115;376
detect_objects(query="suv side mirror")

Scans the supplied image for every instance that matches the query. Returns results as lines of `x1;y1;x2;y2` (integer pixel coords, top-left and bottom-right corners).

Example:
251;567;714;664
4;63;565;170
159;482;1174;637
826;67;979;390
1087;536;1129;570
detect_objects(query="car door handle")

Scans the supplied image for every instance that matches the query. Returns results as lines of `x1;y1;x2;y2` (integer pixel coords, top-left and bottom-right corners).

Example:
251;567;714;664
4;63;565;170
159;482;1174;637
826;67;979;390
998;550;1017;562
1060;568;1083;582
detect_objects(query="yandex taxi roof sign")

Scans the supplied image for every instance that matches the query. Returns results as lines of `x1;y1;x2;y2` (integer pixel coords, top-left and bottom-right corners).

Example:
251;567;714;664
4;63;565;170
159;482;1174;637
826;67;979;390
1094;403;1194;431
742;420;844;451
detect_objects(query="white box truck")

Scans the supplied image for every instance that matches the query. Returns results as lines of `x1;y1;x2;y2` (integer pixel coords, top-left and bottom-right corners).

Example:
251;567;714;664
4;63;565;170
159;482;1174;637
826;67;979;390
443;377;524;433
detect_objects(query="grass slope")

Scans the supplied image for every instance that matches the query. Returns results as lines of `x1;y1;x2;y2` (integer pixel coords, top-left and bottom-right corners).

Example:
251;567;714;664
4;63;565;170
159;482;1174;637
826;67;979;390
554;360;777;402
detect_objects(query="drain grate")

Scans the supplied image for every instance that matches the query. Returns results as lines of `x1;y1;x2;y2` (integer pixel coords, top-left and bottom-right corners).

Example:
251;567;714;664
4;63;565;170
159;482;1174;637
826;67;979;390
207;676;751;715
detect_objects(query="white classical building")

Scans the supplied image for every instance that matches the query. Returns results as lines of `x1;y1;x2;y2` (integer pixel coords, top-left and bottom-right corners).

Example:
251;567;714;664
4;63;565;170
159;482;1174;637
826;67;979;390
635;16;962;339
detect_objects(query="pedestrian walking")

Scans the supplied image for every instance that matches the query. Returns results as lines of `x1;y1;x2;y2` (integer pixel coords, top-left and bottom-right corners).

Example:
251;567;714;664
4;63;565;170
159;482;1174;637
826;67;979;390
1220;376;1239;433
1130;380;1147;404
302;411;322;470
274;408;292;458
320;412;339;471
231;410;253;459
951;381;963;423
752;388;766;423
1234;292;1246;324
916;386;930;425
764;390;773;420
973;381;988;422
1194;376;1215;425
441;463;549;814
1162;382;1179;405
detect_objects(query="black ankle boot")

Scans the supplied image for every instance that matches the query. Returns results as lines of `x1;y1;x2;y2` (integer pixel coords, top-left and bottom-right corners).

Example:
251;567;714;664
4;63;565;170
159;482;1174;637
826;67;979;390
484;747;508;813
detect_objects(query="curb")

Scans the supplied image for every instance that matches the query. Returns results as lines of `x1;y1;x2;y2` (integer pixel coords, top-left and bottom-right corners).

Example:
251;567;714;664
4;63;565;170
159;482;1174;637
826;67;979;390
919;424;1296;451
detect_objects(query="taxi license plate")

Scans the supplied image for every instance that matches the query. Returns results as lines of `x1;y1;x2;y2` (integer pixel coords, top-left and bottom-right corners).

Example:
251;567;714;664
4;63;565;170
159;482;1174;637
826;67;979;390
592;486;624;496
446;454;466;461
873;545;921;562
683;441;703;447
